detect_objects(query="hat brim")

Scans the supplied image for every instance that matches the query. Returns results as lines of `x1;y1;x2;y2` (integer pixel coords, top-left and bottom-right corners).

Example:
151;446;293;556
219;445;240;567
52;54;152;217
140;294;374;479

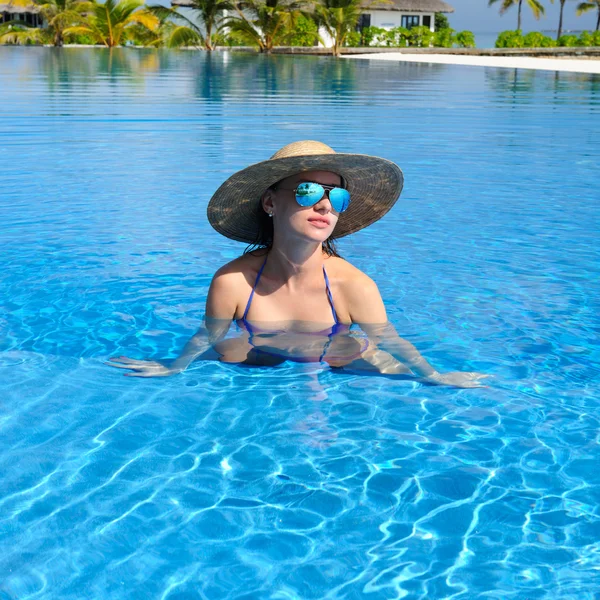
207;153;404;243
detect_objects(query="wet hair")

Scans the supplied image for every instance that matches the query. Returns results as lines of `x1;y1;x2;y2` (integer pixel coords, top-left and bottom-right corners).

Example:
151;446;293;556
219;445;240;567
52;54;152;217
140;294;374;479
243;181;342;258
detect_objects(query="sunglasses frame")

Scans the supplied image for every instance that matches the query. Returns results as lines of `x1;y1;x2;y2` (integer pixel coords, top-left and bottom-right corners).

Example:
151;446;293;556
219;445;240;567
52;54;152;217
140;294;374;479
278;181;351;213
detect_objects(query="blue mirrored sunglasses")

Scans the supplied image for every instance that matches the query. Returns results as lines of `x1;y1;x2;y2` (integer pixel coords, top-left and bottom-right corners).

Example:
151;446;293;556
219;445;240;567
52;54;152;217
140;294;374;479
293;182;351;213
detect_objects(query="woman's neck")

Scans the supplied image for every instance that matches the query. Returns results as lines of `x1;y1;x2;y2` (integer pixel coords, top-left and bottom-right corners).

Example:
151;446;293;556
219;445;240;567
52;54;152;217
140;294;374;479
266;241;326;283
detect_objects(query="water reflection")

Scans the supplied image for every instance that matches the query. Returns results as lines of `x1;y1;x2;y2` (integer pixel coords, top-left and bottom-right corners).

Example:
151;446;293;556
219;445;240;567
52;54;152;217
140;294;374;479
12;47;455;103
485;67;600;106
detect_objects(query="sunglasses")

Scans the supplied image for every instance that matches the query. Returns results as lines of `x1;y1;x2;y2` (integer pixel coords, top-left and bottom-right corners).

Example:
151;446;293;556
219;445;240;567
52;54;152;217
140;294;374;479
280;182;351;213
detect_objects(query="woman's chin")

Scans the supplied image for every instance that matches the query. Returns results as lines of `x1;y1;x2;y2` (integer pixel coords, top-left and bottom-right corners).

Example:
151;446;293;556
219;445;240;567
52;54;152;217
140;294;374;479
304;227;333;243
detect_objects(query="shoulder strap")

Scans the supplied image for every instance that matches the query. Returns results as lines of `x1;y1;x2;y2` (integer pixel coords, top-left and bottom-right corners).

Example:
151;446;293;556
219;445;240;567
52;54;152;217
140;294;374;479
243;256;268;321
322;265;339;324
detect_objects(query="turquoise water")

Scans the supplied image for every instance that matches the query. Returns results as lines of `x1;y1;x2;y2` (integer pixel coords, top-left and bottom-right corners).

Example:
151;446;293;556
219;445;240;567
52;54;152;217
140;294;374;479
1;47;600;599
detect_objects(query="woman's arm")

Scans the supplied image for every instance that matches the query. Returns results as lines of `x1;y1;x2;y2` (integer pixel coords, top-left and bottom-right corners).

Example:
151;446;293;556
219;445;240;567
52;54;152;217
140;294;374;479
347;275;488;388
108;268;240;377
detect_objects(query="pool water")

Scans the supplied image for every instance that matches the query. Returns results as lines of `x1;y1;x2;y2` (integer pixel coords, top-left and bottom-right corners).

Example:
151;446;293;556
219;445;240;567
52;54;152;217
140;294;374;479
1;48;599;599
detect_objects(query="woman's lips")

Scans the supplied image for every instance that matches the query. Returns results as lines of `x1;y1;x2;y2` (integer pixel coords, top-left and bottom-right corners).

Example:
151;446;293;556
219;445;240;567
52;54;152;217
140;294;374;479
308;217;330;229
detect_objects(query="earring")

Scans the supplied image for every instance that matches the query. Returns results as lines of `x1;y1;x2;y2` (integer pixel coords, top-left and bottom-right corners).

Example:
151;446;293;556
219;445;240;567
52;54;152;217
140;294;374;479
268;212;273;217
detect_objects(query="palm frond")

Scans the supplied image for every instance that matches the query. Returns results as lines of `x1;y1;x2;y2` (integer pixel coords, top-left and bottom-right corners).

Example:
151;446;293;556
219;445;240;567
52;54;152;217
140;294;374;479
0;21;48;44
128;9;160;30
576;0;599;14
146;4;203;34
527;0;545;19
166;24;204;47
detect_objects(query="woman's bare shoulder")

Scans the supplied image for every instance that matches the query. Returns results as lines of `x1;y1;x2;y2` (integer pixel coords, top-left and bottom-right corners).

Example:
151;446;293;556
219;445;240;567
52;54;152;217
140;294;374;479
207;252;267;319
324;256;376;287
214;251;266;279
324;256;386;322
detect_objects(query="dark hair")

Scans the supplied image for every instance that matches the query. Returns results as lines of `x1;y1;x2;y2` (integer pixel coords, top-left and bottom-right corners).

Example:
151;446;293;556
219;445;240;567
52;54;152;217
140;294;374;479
243;183;342;258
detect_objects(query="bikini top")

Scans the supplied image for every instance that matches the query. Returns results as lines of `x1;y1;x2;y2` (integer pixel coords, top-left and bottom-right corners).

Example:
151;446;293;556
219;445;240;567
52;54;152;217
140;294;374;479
234;256;370;364
237;255;346;337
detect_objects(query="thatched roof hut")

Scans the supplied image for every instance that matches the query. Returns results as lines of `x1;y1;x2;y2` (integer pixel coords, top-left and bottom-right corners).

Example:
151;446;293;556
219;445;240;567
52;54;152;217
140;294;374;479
366;0;454;13
172;0;454;9
364;0;454;13
0;1;40;13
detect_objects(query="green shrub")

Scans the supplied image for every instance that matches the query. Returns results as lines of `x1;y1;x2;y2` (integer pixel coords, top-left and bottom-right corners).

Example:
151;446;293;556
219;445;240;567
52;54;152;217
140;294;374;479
222;30;248;47
577;30;600;46
345;30;360;47
455;30;475;48
495;29;524;48
285;14;318;47
65;33;97;45
558;34;579;47
578;30;593;46
434;27;455;47
360;25;386;46
409;25;435;47
522;31;556;47
382;26;409;47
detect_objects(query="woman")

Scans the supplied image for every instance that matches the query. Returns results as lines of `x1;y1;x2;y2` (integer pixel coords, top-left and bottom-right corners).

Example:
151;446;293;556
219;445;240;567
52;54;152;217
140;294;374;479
109;141;487;388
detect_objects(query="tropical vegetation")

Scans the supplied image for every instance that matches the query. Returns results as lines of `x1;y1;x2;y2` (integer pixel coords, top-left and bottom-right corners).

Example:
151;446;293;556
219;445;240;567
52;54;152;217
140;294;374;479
576;0;600;31
488;0;600;41
313;0;361;56
0;0;92;45
223;0;308;53
488;0;545;31
356;25;475;48
63;0;159;46
2;0;599;52
495;28;600;46
147;0;233;49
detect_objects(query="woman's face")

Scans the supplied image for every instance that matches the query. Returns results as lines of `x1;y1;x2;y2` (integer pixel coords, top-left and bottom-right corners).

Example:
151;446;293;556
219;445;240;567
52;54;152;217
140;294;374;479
264;170;342;244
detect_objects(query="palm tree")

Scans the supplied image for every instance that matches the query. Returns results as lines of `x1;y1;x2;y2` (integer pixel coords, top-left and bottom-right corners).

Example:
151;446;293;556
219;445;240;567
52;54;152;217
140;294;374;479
224;0;306;53
147;0;233;50
488;0;545;31
556;0;567;39
577;0;600;30
64;0;159;47
0;0;92;46
313;0;362;57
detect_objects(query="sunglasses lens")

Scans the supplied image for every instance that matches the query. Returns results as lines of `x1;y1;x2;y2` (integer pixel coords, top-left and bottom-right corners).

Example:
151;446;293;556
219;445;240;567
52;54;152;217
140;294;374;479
329;188;351;213
295;182;324;206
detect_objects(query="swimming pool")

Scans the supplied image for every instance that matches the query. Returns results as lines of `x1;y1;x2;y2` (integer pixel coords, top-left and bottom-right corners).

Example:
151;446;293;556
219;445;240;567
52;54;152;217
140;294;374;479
1;48;599;599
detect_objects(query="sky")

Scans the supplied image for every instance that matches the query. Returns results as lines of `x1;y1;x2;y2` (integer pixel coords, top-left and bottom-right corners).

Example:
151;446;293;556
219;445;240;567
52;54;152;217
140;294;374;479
446;0;598;34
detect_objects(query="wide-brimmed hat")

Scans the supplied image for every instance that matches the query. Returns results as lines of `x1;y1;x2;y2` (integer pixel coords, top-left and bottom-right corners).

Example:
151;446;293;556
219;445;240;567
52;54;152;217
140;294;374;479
207;140;404;243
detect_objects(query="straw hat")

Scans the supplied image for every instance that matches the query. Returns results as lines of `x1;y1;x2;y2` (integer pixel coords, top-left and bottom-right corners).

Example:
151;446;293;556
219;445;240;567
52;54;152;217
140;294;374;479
207;140;404;243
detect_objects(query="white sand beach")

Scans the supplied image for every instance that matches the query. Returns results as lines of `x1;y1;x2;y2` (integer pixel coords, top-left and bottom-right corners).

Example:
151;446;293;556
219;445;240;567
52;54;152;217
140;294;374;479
345;53;600;75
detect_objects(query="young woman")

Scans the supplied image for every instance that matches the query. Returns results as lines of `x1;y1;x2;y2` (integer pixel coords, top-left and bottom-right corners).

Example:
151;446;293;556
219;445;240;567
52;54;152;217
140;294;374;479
109;141;488;388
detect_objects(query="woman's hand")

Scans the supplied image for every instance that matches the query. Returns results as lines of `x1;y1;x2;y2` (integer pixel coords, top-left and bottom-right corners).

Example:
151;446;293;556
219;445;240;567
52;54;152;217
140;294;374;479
426;371;490;388
107;356;182;377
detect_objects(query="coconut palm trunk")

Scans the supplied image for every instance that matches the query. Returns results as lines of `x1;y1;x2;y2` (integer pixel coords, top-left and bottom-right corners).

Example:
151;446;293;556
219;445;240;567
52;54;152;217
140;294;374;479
489;0;545;31
314;0;362;57
557;0;566;39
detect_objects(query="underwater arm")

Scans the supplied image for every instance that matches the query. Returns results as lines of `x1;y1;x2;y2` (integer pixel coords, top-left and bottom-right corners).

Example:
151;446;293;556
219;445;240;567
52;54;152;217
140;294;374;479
358;322;439;378
108;269;238;377
350;277;488;388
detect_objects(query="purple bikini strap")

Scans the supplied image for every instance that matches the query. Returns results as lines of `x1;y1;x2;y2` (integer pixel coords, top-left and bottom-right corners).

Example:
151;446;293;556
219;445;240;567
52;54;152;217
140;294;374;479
243;256;268;321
